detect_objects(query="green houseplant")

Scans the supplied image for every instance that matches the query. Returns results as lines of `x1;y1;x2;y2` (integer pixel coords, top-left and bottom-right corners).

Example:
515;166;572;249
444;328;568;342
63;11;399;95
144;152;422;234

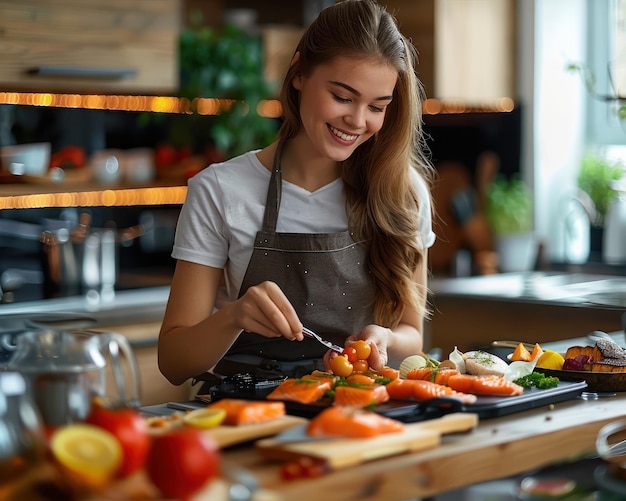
485;175;535;272
175;19;279;158
485;175;533;235
577;152;623;227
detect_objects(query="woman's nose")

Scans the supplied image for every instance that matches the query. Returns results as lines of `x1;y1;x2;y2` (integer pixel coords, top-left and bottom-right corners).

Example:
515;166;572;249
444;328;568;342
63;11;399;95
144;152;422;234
344;106;367;128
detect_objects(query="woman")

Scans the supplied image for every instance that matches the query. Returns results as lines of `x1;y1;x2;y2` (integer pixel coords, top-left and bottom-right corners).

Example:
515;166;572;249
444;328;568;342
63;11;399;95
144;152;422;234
158;0;436;388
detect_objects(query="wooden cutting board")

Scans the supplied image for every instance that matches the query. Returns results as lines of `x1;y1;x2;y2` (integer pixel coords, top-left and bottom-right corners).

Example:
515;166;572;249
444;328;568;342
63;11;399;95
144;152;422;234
208;415;308;448
255;412;478;469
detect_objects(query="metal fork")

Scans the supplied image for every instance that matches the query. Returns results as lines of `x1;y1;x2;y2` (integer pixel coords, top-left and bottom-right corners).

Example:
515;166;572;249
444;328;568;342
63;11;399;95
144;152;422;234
302;326;343;353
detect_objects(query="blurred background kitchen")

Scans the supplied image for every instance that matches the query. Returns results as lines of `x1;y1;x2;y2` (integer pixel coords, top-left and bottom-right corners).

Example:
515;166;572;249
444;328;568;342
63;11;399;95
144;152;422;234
0;0;625;405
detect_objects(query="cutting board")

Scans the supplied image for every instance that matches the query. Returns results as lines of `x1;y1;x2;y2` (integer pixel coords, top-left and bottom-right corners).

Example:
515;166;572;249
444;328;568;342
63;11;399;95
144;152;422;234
255;412;478;469
208;415;307;448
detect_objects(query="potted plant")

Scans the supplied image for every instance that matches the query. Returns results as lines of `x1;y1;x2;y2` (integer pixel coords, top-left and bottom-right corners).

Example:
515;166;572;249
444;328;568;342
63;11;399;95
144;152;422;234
177;21;279;159
576;152;624;252
485;175;536;272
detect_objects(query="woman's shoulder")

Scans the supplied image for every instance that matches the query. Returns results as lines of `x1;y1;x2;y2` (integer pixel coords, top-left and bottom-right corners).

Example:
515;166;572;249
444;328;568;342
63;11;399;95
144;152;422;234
189;150;267;186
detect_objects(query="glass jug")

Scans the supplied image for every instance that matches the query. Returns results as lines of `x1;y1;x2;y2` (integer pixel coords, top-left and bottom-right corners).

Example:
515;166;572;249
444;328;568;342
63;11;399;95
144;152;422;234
0;371;46;487
6;329;140;427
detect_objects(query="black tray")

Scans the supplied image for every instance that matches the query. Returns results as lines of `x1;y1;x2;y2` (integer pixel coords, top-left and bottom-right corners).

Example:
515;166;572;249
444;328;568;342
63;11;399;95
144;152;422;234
204;374;588;423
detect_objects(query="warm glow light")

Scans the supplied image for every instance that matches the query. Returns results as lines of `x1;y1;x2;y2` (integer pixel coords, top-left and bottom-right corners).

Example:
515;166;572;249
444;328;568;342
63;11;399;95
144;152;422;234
0;186;187;209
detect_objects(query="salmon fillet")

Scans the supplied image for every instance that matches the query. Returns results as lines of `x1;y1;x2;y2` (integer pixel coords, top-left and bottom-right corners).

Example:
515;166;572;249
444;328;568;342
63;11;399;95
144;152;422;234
385;378;477;404
333;384;390;407
307;405;404;438
405;367;459;385
448;374;524;396
207;398;285;425
266;377;333;404
447;374;524;396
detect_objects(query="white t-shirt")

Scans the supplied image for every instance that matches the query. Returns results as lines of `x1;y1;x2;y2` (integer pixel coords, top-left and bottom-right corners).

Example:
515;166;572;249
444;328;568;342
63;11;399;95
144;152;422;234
172;150;436;308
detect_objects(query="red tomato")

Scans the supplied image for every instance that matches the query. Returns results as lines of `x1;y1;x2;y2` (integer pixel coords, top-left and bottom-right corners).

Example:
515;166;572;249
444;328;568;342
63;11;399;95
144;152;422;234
352;340;372;360
329;354;353;377
145;427;221;499
341;346;358;363
84;401;150;478
352;359;369;373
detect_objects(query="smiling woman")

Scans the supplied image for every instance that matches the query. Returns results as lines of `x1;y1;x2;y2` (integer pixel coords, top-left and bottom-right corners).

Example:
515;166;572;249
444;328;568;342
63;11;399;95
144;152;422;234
158;0;436;389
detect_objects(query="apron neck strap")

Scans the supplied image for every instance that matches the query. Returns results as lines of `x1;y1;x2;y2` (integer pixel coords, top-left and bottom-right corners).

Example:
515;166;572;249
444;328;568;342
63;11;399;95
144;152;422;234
262;140;284;231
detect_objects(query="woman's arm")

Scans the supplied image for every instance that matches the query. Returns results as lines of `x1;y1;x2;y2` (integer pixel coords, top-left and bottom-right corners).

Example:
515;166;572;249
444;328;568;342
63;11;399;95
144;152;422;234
158;260;304;386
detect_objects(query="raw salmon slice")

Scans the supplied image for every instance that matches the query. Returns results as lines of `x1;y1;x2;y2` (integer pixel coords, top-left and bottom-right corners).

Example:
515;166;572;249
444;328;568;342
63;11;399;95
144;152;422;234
405;367;459;385
333;384;390;407
266;378;333;404
447;374;524;396
307;405;404;438
206;398;285;425
385;378;477;404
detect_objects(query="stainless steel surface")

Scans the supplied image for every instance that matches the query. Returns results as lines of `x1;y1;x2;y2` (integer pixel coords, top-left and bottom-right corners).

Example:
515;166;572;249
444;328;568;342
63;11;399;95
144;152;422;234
430;271;626;306
302;326;343;353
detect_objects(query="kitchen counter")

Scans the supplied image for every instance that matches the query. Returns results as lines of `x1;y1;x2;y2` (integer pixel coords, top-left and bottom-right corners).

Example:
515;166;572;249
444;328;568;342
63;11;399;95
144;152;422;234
427;272;626;354
0;286;170;327
142;389;625;500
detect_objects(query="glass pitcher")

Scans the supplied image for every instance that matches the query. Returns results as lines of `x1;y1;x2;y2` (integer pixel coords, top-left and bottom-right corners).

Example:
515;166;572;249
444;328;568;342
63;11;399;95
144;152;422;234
6;329;140;427
0;371;46;487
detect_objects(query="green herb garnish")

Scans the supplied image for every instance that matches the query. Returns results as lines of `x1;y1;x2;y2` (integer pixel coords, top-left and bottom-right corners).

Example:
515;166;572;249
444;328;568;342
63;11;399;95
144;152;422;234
514;372;559;389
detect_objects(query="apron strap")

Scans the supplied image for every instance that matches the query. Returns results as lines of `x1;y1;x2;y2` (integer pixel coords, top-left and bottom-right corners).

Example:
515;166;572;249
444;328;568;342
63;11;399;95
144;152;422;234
262;139;284;232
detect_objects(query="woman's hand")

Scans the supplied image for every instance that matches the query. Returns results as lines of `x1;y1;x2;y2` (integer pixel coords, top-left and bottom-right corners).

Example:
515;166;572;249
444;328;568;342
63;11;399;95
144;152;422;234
232;281;304;341
322;324;392;373
346;325;391;371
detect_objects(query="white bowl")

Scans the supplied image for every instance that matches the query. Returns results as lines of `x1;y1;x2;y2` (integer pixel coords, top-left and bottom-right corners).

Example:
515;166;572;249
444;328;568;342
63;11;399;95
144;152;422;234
0;142;51;177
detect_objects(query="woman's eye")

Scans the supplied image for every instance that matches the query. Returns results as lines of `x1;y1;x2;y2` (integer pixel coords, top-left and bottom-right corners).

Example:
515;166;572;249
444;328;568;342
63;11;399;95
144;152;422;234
370;105;385;113
332;93;351;104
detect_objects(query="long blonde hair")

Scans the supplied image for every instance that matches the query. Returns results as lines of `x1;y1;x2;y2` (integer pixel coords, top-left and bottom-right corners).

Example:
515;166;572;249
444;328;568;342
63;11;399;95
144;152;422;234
278;0;434;327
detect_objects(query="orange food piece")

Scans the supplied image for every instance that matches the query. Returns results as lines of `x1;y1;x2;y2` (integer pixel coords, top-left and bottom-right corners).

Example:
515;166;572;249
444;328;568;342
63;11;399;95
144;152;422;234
266;378;333;404
307;406;404;438
377;366;400;380
447;374;524;396
206;399;285;425
385;378;477;404
405;367;458;385
511;343;532;362
333;384;389;407
530;343;544;360
346;374;375;386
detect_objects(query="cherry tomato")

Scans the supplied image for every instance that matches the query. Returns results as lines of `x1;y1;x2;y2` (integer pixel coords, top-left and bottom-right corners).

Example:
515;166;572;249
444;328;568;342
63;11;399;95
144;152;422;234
84;400;150;478
329;354;353;377
145;427;221;499
352;359;369;373
280;457;328;481
341;346;358;363
352;340;372;360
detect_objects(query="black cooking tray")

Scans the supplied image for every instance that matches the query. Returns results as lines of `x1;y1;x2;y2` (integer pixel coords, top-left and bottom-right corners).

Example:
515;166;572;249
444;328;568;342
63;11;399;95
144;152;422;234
204;374;588;423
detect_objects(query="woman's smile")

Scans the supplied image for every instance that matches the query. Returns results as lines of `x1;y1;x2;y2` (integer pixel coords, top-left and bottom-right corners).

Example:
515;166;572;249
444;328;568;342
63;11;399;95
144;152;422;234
328;124;359;145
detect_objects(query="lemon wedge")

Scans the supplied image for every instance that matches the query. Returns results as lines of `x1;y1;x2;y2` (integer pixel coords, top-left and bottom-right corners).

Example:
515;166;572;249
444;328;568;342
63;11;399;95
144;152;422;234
51;423;122;488
182;408;227;429
535;350;565;370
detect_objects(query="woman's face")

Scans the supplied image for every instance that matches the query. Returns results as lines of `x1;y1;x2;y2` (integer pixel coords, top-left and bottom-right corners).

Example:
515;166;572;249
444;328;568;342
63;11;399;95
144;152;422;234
293;55;398;162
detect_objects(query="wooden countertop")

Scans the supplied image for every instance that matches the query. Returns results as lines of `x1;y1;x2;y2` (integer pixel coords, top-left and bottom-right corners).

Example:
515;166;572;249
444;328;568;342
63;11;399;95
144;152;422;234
221;392;626;501
6;392;626;500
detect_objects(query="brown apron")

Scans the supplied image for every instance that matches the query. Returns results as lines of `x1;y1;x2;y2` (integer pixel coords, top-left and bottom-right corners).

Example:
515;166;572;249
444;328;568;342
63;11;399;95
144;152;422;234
213;141;376;378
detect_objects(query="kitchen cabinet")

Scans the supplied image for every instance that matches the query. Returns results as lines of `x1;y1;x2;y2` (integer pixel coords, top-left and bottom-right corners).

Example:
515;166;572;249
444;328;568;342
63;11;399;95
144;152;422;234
382;0;516;102
0;0;180;94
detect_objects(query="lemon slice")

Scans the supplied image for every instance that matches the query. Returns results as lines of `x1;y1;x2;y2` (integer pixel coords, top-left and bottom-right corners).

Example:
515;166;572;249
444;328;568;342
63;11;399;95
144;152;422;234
51;423;122;488
535;350;565;370
182;408;227;429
